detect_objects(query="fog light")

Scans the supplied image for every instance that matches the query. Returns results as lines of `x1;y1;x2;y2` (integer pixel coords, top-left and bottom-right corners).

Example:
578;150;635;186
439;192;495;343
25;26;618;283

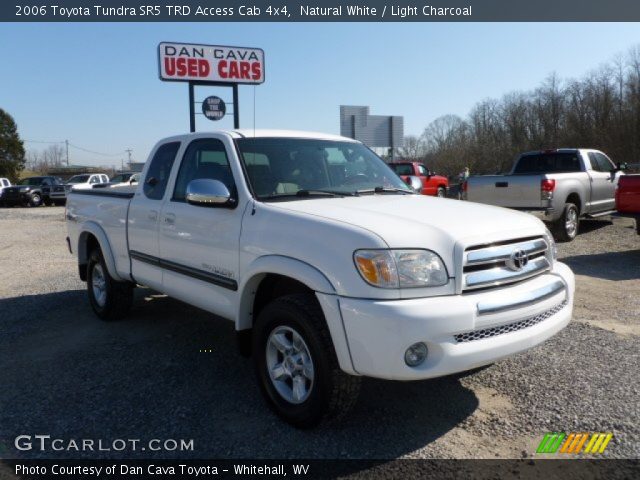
404;342;428;367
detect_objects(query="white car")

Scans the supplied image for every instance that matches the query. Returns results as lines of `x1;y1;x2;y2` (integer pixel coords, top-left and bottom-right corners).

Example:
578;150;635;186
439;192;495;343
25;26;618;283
65;173;110;192
65;130;575;427
0;177;11;204
108;172;140;187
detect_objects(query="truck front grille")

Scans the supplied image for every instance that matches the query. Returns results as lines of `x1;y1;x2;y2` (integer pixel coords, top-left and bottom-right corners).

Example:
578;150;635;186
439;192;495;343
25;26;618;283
454;300;567;343
462;236;550;292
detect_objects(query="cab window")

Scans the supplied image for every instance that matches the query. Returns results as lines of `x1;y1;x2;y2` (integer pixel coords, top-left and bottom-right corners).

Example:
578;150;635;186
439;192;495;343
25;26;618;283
143;142;181;200
173;139;235;202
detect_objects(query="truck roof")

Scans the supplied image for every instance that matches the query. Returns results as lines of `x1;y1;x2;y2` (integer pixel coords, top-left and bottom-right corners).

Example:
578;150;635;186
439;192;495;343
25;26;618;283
165;130;359;143
229;129;357;142
519;148;601;156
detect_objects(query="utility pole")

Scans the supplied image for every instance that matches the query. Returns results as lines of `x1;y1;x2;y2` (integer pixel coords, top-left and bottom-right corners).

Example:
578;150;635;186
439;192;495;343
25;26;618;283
125;149;133;169
65;140;69;166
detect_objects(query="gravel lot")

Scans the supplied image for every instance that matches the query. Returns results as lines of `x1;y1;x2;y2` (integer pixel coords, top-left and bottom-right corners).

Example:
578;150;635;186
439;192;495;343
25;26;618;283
0;206;638;461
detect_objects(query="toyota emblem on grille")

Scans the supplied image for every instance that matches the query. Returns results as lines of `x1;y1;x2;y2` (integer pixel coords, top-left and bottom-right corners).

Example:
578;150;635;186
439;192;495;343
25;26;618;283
507;249;529;271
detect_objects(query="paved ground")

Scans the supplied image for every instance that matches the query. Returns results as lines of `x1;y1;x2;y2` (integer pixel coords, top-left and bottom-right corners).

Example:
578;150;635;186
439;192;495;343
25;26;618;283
0;206;638;462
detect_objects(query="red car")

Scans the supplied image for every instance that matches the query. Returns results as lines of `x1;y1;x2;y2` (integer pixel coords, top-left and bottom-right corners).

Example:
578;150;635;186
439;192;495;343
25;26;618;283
389;161;449;197
615;174;640;234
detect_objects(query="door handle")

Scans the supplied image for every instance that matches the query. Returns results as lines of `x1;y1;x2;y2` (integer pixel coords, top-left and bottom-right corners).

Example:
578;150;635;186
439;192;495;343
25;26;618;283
164;213;176;225
148;210;158;221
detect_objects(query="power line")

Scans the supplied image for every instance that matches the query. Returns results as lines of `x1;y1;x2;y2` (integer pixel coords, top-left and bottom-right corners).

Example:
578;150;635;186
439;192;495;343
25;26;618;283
24;139;65;144
24;139;128;158
68;142;127;157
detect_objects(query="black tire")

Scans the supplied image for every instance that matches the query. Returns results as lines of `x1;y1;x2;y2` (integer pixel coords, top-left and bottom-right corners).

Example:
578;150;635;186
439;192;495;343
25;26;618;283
552;203;579;242
29;193;42;207
86;248;134;321
252;294;361;428
436;187;446;198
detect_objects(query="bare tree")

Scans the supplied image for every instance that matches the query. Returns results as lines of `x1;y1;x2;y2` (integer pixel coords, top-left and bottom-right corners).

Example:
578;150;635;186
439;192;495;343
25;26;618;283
397;135;425;160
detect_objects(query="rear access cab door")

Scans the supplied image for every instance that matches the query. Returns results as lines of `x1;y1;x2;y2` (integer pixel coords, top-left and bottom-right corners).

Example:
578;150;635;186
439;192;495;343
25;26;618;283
585;151;620;213
128;141;183;291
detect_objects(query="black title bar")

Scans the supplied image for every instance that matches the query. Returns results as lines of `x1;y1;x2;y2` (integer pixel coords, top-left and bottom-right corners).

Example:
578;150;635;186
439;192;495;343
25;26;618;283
5;0;640;22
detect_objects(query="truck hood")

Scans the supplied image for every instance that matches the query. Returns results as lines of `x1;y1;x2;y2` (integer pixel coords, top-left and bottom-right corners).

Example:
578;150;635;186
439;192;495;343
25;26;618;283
270;194;546;260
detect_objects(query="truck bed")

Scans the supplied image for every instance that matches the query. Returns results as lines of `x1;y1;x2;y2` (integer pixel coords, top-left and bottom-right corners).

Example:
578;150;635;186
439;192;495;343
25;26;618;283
466;174;544;208
66;188;133;279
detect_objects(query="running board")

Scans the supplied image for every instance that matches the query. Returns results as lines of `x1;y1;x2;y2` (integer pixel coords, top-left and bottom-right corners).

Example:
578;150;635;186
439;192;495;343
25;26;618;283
585;210;616;218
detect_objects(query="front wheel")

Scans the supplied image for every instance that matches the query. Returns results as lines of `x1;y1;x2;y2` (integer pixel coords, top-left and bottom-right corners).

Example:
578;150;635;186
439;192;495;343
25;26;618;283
436;187;446;197
553;203;579;242
87;249;134;321
253;294;361;428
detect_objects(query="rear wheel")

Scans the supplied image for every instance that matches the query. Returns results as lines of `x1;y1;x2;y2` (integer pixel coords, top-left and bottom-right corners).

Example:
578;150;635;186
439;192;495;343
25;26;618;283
253;294;360;428
29;193;42;207
87;249;134;321
436;187;446;198
553;203;579;242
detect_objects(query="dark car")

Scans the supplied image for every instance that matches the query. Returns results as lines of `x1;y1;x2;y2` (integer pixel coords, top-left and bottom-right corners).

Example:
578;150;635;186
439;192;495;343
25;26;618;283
1;176;61;207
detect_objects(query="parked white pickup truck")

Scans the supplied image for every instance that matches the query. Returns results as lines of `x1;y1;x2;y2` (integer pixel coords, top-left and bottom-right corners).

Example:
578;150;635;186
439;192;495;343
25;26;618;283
66;130;575;427
465;149;624;241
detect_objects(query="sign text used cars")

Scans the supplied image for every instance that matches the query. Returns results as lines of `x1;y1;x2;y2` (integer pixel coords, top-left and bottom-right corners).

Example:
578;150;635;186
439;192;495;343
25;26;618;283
158;42;265;84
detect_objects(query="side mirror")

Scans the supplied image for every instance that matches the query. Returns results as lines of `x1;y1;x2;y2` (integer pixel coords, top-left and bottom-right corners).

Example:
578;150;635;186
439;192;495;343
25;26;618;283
406;175;423;194
186;179;233;207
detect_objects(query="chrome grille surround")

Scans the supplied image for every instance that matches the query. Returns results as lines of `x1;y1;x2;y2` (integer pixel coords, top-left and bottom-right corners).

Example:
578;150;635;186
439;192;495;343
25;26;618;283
454;300;568;343
462;236;550;291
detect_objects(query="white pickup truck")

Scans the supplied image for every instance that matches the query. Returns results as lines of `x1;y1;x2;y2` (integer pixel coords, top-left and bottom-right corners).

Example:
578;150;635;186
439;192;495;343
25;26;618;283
66;130;575;427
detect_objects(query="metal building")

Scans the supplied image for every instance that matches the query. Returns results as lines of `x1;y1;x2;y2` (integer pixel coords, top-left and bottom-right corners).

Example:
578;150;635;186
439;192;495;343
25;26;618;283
339;106;404;159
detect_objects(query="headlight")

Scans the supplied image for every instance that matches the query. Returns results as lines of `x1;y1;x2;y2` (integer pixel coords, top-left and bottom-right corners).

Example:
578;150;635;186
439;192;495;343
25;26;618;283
354;249;449;288
544;227;557;261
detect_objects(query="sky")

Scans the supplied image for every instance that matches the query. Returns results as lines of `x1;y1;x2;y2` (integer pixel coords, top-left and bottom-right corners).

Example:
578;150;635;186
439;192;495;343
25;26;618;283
1;22;639;167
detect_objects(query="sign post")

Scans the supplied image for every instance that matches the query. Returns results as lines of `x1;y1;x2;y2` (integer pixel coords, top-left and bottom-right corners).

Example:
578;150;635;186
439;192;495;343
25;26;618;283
158;42;265;131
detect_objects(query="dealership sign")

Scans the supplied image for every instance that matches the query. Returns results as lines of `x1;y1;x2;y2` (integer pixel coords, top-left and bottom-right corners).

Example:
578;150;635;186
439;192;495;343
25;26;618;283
202;96;226;121
158;42;265;84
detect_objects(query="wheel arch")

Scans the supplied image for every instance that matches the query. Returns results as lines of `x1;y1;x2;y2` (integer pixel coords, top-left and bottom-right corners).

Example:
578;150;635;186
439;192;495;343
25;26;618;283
565;192;582;214
77;222;124;282
236;255;335;331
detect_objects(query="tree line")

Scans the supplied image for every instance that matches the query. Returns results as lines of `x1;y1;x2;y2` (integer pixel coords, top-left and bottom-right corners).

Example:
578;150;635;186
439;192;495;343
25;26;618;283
399;45;640;178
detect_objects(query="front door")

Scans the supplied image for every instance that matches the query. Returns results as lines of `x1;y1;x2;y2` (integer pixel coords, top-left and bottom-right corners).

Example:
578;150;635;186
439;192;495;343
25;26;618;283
158;136;242;319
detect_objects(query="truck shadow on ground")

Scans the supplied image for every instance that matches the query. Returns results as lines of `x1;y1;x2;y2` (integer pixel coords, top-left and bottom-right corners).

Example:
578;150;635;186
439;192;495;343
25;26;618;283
0;289;478;461
576;219;613;235
561;249;640;280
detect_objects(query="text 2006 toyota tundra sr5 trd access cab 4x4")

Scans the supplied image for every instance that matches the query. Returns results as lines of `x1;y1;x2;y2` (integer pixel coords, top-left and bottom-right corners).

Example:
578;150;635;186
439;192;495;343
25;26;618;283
66;130;575;427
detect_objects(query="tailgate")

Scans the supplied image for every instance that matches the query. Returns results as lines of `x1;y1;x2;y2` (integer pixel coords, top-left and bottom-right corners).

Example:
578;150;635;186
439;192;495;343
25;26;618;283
467;175;542;208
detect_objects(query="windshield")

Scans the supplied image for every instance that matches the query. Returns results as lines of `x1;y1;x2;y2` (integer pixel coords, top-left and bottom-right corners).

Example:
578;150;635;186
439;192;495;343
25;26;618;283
67;174;91;184
236;138;411;199
18;177;44;186
110;173;132;183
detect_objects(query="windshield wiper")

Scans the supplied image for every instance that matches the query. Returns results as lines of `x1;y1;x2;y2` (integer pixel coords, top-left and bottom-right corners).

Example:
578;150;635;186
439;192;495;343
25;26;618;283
260;189;358;201
355;186;414;195
296;189;358;197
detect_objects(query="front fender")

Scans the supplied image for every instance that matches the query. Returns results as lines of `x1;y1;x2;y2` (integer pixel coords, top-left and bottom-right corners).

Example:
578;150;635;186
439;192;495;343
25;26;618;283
236;255;335;330
236;256;357;375
77;221;125;282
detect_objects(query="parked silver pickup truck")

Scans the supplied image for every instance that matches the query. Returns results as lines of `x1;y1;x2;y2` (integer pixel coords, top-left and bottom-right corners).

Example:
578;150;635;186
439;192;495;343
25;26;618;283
465;149;624;241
